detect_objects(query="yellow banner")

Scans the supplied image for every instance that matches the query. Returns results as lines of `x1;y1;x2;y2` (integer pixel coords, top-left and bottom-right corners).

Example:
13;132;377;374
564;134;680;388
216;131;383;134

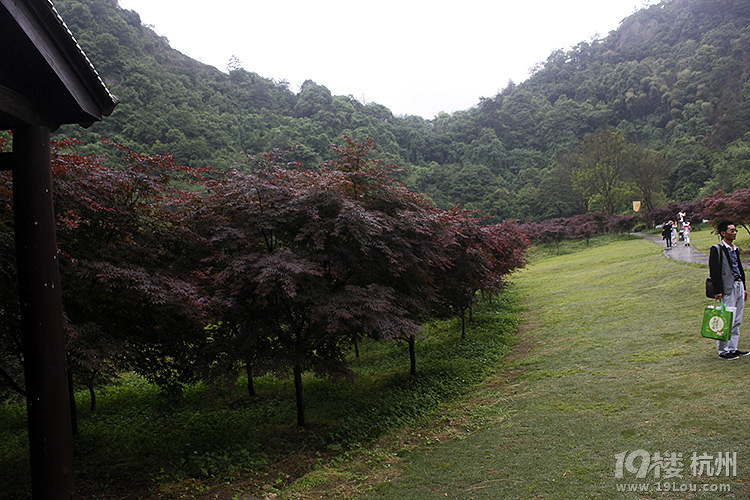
632;201;642;212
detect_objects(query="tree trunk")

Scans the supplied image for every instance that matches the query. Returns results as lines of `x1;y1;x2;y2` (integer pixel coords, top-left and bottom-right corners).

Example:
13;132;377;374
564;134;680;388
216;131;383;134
245;357;256;397
67;368;78;436
460;310;466;339
87;383;96;412
408;335;417;377
293;364;305;427
353;335;360;358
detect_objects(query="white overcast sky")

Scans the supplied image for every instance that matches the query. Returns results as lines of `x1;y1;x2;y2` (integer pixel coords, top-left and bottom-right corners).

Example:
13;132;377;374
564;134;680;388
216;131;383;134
116;0;656;118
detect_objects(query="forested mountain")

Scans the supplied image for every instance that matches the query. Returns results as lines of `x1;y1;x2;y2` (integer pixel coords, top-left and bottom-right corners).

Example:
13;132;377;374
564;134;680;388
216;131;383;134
54;0;750;221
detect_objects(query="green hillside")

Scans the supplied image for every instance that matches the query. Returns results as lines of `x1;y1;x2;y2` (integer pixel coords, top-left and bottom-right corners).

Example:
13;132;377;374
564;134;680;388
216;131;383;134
55;0;750;220
359;233;750;499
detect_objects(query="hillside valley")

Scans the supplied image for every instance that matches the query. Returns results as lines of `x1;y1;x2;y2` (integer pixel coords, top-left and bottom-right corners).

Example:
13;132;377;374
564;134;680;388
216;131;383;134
54;0;750;221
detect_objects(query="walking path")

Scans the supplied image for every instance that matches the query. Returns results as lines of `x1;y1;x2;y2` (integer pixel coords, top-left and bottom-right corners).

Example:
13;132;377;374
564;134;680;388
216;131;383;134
634;232;750;270
632;232;709;265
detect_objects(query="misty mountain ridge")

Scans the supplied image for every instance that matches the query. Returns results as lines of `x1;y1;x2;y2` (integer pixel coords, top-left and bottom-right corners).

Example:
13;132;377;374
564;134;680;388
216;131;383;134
53;0;750;221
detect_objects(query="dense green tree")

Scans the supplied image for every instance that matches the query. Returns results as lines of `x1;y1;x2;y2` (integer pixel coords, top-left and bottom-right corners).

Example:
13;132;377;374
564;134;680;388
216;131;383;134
567;129;629;215
665;137;714;200
294;80;334;118
702;134;750;194
622;143;672;217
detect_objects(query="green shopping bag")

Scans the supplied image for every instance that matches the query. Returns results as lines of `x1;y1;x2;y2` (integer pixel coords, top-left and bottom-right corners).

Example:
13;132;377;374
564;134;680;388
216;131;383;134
701;300;734;341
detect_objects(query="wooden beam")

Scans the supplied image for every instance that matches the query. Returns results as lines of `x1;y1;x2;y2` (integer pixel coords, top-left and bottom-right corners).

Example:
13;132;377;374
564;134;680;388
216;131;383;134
0;85;52;128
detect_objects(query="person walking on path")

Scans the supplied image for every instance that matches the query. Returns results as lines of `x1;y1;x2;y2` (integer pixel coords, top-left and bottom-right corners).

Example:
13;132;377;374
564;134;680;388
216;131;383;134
662;221;673;249
710;221;748;360
683;222;691;246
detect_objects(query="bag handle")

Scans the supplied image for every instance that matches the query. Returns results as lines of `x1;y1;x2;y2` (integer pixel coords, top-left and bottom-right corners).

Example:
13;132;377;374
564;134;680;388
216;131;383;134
715;298;726;312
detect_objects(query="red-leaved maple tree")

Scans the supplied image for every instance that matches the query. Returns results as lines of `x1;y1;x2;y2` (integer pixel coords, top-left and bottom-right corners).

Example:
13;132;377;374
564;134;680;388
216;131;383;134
192;138;453;425
1;134;532;430
52;139;209;396
701;189;750;235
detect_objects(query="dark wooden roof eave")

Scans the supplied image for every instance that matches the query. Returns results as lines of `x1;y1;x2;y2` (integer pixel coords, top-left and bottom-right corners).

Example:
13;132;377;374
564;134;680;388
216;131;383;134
0;0;119;130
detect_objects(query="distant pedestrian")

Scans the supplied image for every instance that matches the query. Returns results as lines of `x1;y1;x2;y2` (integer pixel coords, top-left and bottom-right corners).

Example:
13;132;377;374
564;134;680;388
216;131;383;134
662;221;673;248
710;221;748;359
683;222;691;246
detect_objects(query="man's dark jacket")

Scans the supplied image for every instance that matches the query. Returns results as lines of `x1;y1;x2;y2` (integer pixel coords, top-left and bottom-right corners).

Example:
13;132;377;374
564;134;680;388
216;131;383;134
709;243;746;296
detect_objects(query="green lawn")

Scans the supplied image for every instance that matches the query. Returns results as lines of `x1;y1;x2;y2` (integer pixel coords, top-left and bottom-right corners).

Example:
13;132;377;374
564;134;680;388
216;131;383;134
354;234;750;499
690;224;750;255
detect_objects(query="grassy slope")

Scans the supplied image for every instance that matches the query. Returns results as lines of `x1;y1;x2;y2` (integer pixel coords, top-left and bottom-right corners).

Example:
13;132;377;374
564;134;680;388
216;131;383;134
361;234;750;499
0;289;520;498
690;225;750;256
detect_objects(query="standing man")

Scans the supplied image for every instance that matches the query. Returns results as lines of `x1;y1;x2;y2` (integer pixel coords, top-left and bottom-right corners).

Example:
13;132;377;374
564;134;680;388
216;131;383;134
710;221;748;359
